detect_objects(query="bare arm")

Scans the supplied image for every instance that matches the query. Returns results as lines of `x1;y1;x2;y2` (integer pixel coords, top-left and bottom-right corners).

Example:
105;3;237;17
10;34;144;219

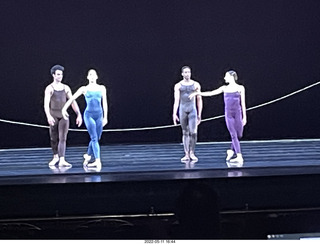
101;85;108;126
172;83;180;125
199;86;225;97
44;86;55;126
195;82;203;124
240;86;247;126
62;86;85;120
189;85;225;99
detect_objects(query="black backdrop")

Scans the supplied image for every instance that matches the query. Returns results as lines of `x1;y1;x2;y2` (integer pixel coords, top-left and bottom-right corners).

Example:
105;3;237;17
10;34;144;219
1;0;320;148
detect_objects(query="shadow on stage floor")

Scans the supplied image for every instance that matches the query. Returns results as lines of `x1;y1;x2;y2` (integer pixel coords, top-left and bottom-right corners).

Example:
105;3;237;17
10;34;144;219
0;139;320;239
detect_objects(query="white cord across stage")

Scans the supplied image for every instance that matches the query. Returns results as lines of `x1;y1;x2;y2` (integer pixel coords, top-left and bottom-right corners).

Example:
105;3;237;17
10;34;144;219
1;80;320;132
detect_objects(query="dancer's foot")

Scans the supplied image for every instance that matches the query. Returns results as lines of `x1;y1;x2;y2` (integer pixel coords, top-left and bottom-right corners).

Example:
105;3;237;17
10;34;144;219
58;158;72;167
230;153;244;165
48;156;59;166
226;149;234;161
189;153;198;162
87;159;102;168
84;164;102;172
181;155;190;163
83;154;92;166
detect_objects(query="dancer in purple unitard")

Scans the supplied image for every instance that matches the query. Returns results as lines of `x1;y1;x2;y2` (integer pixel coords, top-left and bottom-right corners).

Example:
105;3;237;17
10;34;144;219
189;70;247;164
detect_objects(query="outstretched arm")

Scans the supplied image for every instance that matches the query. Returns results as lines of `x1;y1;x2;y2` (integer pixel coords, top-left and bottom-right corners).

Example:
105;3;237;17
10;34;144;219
240;86;247;126
189;85;225;99
62;86;85;121
101;85;108;126
44;86;55;126
172;83;180;125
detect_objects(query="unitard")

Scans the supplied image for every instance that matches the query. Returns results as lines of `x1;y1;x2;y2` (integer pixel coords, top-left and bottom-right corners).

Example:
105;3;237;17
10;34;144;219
49;85;69;157
179;83;198;153
224;92;243;154
84;90;103;160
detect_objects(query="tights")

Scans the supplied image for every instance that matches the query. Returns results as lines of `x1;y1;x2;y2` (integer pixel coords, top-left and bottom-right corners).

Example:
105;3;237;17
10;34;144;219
84;90;103;159
224;92;243;154
179;83;198;154
49;88;69;157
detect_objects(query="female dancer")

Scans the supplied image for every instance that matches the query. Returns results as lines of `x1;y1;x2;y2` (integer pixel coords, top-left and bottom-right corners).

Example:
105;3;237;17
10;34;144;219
62;69;108;168
189;70;247;164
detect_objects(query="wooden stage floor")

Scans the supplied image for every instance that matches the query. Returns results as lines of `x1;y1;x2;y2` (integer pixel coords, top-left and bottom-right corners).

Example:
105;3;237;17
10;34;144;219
0;139;320;185
1;139;320;239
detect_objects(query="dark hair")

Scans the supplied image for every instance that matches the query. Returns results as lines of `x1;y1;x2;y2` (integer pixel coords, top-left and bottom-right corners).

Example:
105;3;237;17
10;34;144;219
227;70;238;81
50;64;64;75
181;65;191;72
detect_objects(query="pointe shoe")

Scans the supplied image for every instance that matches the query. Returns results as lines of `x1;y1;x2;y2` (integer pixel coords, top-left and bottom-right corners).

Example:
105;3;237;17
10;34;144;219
189;154;198;162
58;160;72;167
181;155;190;163
87;160;102;168
83;154;91;166
226;149;234;161
48;157;59;166
230;153;244;165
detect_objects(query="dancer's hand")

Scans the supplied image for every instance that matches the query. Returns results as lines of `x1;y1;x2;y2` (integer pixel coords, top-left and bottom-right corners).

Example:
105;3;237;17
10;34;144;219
103;118;108;127
188;92;199;100
242;117;247;126
76;114;83;127
47;115;55;126
61;108;69;120
197;115;201;125
173;114;179;125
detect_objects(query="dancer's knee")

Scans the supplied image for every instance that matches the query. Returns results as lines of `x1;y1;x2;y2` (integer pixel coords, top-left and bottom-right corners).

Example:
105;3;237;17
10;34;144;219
182;130;189;136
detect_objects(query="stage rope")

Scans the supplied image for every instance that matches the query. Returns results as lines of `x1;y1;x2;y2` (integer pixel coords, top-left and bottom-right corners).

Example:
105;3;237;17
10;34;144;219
1;80;320;132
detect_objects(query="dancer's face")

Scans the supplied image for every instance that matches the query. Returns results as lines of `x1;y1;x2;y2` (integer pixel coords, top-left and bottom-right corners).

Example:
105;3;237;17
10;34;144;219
52;70;63;82
224;72;233;84
87;69;98;83
181;68;191;80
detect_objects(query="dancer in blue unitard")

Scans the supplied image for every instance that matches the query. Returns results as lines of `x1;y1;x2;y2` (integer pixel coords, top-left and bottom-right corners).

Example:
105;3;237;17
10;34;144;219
62;69;108;169
189;70;247;165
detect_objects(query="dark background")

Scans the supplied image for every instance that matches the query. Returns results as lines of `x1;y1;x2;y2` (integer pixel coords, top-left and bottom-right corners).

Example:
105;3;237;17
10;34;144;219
1;0;320;148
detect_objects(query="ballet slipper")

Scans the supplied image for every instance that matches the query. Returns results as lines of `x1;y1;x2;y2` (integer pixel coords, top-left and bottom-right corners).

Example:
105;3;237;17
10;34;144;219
230;153;244;165
189;153;198;162
226;149;235;161
83;154;91;166
87;159;102;168
58;158;72;167
48;156;59;166
181;155;190;163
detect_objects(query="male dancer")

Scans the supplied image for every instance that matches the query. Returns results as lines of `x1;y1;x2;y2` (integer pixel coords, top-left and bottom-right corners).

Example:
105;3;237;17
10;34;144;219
44;64;82;167
173;66;203;162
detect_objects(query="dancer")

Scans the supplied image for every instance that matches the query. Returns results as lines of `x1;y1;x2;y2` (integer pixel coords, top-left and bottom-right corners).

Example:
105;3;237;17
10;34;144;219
62;69;108;169
44;64;82;167
189;70;247;164
173;66;203;162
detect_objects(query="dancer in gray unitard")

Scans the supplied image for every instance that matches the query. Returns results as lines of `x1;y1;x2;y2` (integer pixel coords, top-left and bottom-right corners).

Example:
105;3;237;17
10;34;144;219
189;70;247;165
44;64;82;167
173;66;203;162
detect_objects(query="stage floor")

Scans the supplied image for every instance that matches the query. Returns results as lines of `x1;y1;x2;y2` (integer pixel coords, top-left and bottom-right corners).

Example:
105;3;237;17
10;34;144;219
0;139;320;185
